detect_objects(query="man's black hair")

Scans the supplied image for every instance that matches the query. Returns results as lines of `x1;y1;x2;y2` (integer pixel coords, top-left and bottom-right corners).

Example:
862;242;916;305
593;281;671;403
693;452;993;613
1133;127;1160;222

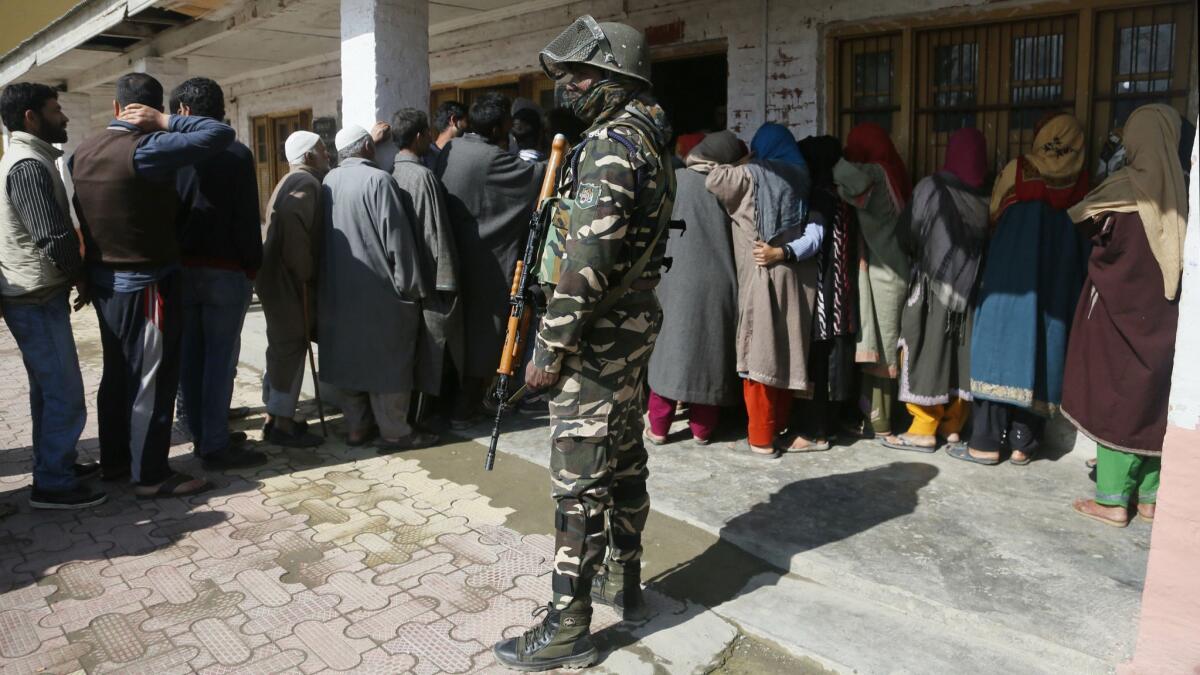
433;100;466;133
392;108;429;150
116;72;164;111
173;77;225;119
467;92;510;139
511;107;543;150
0;82;58;133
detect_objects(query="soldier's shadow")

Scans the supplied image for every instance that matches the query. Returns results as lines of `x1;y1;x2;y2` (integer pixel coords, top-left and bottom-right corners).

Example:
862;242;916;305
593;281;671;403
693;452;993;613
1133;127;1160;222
594;460;939;660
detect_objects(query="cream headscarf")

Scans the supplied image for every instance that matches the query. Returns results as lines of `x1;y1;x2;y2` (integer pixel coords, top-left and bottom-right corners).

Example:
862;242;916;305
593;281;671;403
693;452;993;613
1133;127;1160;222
1069;104;1189;300
989;113;1087;221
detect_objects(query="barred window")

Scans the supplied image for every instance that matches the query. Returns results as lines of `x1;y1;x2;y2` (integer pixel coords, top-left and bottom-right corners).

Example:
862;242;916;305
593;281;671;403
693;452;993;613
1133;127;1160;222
835;34;900;135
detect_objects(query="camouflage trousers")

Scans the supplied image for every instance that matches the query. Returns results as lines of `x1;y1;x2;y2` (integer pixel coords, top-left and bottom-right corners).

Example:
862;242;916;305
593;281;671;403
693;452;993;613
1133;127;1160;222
547;290;662;610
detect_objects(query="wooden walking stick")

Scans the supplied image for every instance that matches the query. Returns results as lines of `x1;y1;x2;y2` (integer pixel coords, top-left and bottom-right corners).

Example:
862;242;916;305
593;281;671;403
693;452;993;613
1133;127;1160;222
301;285;328;438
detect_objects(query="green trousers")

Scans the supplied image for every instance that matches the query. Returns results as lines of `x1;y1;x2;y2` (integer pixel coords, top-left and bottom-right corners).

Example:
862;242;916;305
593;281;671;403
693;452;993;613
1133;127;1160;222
861;374;896;434
1095;444;1160;507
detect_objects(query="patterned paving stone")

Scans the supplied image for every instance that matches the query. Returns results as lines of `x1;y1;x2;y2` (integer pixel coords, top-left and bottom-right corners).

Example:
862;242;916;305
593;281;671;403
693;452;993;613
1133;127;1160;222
1;317;718;675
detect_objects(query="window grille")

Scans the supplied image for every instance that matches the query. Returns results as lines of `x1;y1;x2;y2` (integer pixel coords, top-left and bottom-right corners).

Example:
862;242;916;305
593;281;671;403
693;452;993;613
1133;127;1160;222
835;33;900;136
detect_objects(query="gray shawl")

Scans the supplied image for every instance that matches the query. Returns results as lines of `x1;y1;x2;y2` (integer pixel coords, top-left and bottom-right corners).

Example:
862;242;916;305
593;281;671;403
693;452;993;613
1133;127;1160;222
393;154;464;395
899;172;989;315
744;159;810;244
436;134;541;378
318;157;428;393
647;161;741;406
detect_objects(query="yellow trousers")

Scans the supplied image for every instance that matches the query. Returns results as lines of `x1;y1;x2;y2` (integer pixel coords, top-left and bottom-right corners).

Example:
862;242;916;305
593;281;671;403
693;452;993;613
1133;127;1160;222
905;398;968;437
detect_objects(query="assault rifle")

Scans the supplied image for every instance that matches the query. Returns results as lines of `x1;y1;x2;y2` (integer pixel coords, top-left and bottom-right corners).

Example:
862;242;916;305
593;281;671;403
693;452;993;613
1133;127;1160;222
485;134;569;471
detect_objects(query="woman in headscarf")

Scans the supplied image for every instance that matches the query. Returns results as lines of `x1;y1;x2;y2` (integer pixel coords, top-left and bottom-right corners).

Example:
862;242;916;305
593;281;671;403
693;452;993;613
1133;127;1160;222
883;128;989;453
833;123;912;439
956;113;1090;466
705;123;820;457
646;132;742;444
1064;104;1193;527
788;135;859;451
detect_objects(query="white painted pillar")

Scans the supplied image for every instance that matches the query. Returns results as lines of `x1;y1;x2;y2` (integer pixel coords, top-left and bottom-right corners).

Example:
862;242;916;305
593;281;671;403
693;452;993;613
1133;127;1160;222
131;57;189;110
339;0;429;170
55;91;94;227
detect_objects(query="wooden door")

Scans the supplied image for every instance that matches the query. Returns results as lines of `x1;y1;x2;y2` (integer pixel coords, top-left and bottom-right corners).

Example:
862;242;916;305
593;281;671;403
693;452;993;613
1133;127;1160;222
251;109;313;218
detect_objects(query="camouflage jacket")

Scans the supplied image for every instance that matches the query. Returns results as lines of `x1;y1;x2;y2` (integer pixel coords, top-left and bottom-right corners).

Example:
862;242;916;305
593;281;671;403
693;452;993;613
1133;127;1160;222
532;96;676;374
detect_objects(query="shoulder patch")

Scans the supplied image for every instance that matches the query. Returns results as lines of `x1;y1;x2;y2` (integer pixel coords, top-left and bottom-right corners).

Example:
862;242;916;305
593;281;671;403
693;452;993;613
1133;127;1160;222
576;182;601;209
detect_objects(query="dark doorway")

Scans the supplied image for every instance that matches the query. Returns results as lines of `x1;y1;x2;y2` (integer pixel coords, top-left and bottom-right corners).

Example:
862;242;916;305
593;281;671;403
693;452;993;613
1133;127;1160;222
651;52;728;139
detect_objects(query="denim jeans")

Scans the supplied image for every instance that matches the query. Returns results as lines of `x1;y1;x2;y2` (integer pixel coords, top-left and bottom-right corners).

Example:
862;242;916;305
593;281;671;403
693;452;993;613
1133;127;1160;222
1;289;86;491
179;267;252;456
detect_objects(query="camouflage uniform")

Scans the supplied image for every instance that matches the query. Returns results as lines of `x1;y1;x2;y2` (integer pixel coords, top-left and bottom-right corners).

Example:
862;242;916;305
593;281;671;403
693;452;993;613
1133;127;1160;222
533;93;675;610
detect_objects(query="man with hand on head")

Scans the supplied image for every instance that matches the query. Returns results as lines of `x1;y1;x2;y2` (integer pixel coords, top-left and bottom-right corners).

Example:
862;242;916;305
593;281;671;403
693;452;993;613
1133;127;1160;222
318;123;439;453
256;130;329;448
1;83;99;509
70;72;235;499
172;77;266;470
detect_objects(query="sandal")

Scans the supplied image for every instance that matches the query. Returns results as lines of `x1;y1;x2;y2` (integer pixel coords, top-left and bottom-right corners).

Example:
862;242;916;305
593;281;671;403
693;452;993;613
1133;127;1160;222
644;430;668;446
1136;504;1155;523
881;434;938;454
135;473;211;500
1072;498;1130;528
946;444;1001;465
347;427;379;447
787;436;831;453
749;446;782;460
1009;443;1039;466
374;431;440;454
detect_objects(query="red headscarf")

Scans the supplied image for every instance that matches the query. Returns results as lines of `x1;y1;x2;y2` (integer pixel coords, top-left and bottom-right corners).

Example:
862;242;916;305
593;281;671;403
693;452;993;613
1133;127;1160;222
942;128;987;189
675;132;706;161
844;123;912;209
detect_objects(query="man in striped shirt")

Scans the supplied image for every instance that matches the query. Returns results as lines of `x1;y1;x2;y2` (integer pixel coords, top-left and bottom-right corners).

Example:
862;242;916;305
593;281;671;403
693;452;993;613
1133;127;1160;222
0;83;102;509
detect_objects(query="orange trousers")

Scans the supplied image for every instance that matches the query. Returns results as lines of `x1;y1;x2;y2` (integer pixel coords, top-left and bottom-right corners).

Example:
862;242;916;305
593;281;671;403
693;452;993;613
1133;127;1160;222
744;380;792;448
905;398;968;437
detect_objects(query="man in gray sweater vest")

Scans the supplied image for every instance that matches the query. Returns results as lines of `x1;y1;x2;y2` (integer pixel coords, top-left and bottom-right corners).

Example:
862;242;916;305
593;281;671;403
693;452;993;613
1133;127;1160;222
0;83;102;509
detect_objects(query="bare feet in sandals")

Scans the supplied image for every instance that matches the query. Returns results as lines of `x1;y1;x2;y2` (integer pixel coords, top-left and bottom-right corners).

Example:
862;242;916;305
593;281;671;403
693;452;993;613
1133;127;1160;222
135;473;210;499
1072;498;1130;527
1137;503;1155;522
787;436;831;452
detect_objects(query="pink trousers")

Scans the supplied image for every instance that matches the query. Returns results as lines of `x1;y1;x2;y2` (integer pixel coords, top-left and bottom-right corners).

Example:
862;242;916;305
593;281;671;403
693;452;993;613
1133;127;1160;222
647;390;719;441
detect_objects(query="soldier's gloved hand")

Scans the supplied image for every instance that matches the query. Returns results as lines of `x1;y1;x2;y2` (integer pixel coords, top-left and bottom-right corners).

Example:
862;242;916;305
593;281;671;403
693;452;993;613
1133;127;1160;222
525;360;560;391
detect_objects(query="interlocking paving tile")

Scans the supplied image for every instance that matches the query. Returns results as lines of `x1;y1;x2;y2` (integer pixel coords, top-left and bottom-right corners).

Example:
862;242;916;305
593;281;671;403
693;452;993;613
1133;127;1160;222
1;318;692;675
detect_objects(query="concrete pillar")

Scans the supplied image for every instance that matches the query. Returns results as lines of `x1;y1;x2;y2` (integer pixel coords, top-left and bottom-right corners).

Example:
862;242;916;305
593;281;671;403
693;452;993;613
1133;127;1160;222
339;0;429;170
55;91;94;227
1120;118;1200;674
131;57;188;110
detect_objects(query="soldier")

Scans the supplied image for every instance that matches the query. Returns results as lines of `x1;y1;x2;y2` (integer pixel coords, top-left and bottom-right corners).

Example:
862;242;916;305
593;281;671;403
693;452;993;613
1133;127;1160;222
492;15;676;672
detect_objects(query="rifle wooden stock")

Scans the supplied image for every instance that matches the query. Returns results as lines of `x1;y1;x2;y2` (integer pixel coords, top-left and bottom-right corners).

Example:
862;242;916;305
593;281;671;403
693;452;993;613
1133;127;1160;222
487;134;569;471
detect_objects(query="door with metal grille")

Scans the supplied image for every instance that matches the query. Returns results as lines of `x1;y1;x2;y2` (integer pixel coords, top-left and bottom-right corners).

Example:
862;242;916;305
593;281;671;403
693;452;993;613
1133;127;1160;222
913;16;1079;180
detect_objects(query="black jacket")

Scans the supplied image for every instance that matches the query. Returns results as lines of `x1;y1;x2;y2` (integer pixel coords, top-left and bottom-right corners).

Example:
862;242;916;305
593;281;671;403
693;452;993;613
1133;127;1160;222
176;139;263;274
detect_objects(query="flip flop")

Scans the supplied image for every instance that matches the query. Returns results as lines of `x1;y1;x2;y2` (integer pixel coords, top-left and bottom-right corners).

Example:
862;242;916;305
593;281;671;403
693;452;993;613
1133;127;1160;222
1009;443;1039;466
1072;498;1130;528
347;427;379;447
135;473;212;500
945;444;1001;465
787;436;831;453
749;446;782;460
881;435;938;454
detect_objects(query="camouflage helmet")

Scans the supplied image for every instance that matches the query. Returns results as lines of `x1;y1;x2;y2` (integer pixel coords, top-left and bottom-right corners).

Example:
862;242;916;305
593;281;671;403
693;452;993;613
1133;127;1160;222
539;15;651;86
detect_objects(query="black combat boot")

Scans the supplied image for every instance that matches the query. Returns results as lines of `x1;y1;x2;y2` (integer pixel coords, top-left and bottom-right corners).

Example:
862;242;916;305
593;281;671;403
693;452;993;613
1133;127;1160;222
591;563;648;621
492;603;597;671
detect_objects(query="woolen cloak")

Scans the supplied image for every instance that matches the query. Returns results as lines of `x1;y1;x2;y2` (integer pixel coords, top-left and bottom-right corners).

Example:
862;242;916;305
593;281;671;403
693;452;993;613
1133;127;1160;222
1061;212;1178;455
706;161;817;392
393;154;464;396
646;161;740;406
255;166;323;391
436;134;540;378
318;157;429;393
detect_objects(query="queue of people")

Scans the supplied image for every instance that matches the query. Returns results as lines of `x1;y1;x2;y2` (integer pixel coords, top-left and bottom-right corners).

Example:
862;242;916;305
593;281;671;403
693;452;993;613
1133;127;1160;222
0;71;1193;531
652;107;1194;529
0;75;568;509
